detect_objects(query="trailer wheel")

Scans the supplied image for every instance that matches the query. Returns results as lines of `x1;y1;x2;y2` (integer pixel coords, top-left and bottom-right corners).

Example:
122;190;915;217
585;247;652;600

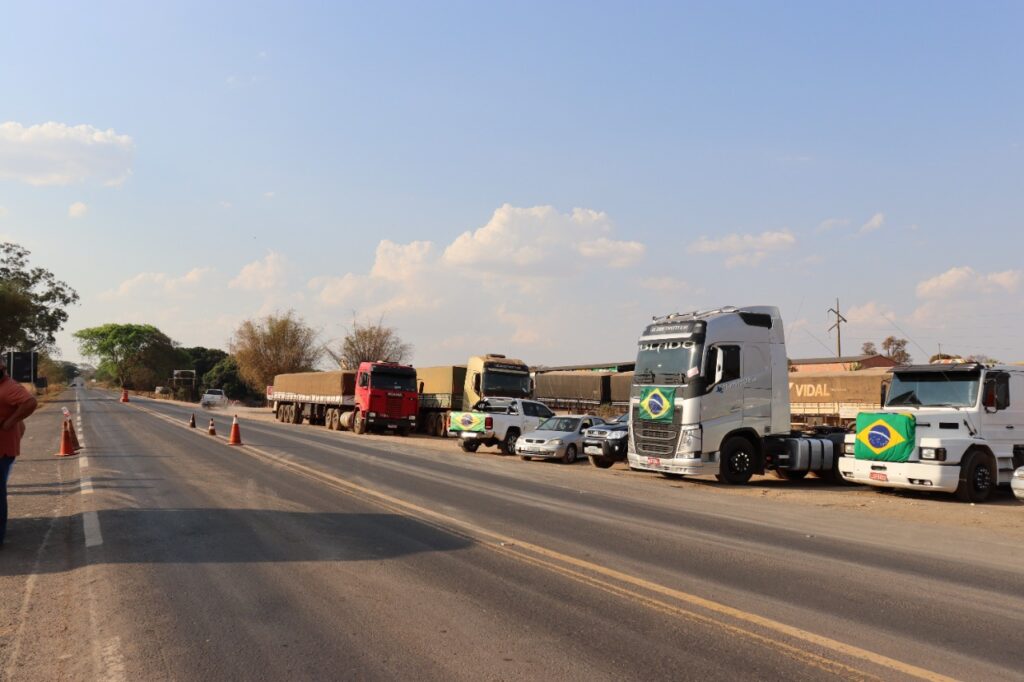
716;437;756;485
354;411;366;435
589;455;614;469
775;469;808;481
437;414;449;438
460;440;480;453
955;450;995;503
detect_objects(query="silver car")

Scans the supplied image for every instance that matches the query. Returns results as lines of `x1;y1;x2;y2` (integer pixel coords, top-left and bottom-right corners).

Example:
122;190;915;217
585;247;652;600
517;415;605;464
1013;467;1024;502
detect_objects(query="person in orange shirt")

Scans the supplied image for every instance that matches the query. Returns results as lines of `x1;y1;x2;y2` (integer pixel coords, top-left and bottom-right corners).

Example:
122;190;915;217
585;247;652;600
0;355;38;546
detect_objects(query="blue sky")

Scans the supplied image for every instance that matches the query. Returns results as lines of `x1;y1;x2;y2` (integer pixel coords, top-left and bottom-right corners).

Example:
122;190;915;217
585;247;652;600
2;1;1022;365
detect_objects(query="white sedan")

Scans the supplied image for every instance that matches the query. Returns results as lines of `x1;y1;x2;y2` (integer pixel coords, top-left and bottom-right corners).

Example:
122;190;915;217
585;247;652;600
1012;467;1024;502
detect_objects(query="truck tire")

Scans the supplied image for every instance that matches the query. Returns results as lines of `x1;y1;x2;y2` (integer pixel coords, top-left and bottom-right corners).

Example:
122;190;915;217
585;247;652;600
354;411;366;435
398;425;410;437
562;444;578;464
775;469;808;481
501;429;521;456
460;439;480;453
589;455;614;469
955;450;995;503
716;437;756;485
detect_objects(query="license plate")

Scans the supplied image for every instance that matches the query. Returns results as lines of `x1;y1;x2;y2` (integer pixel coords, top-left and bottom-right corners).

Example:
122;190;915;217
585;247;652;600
645;457;662;468
461;432;479;438
584;446;602;455
387;424;397;429
870;472;888;482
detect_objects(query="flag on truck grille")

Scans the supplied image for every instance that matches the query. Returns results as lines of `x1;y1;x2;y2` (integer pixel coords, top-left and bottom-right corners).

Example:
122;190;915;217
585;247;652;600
854;412;915;462
450;411;485;432
638;387;675;422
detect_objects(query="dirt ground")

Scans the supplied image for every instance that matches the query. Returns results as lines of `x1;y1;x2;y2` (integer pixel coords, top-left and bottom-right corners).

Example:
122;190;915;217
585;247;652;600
147;392;1024;536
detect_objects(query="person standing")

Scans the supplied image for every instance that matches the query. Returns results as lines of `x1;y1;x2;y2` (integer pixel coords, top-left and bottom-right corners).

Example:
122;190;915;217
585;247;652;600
0;356;38;546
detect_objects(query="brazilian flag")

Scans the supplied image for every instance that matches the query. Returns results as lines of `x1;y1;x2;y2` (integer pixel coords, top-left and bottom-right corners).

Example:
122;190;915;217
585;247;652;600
450;411;485;432
854;412;916;462
638;387;675;422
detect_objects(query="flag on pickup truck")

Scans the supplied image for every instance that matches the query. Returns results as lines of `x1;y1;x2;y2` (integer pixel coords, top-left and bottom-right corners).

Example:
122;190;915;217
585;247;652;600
854;412;915;462
450;411;485;432
638;387;675;422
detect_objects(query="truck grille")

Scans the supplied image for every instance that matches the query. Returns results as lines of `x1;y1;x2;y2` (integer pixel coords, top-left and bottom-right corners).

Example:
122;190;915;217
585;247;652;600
632;407;680;456
387;396;403;417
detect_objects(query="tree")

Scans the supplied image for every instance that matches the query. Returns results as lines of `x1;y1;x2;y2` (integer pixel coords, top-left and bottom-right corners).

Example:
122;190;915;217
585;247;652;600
202;356;261;403
881;336;912;365
965;353;998;365
861;342;878;356
182;346;229;380
230;311;322;392
329;316;412;369
0;242;79;351
74;324;180;388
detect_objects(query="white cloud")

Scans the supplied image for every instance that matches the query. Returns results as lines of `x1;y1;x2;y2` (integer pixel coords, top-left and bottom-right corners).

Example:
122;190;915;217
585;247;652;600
68;201;88;218
845;301;895;325
264;191;275;198
916;266;1021;299
816;217;849;232
688;229;795;268
858;212;885;234
577;237;645;268
0;121;134;186
229;252;287;291
103;267;212;299
370;240;433;281
310;272;366;306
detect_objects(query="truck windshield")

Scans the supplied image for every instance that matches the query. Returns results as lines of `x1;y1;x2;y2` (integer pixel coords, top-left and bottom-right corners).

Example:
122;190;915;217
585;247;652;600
886;373;980;408
633;339;703;385
370;371;416;392
482;371;531;398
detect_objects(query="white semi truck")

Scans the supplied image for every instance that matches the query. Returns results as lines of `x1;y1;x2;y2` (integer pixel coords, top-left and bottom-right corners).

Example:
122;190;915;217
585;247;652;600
838;362;1024;502
626;306;847;484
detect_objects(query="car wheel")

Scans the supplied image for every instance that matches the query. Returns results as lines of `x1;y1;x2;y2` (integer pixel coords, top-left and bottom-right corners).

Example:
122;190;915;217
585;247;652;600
520;455;533;461
716;437;757;485
562;444;578;464
589;455;614;469
956;450;995;503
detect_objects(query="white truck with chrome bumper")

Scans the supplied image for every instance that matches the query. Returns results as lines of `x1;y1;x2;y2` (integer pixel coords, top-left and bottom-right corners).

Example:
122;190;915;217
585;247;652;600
627;425;707;475
838;434;965;493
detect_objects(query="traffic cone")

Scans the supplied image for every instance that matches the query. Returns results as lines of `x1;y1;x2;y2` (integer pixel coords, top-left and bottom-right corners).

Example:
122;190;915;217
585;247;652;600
55;420;75;457
120;388;130;403
208;419;217;436
68;419;82;452
188;413;196;429
228;415;242;446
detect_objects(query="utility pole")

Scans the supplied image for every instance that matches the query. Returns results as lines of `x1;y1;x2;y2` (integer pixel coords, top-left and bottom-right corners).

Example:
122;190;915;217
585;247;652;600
827;298;847;359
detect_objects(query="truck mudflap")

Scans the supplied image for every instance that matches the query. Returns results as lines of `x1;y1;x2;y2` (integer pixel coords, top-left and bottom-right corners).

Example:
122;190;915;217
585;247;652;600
838;457;960;492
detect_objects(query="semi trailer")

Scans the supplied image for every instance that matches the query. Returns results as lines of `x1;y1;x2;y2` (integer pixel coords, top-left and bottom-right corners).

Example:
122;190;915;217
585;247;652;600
416;354;532;437
626;306;846;484
269;361;419;435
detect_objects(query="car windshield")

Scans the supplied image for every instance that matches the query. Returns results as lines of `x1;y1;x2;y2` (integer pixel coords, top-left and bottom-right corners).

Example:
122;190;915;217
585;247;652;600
206;390;223;395
610;414;628;424
538;417;581;433
634;338;703;385
482;371;531;398
371;370;416;391
886;372;981;408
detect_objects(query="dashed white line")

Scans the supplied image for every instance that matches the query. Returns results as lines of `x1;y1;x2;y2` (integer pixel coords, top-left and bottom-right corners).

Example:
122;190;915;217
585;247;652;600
83;510;103;548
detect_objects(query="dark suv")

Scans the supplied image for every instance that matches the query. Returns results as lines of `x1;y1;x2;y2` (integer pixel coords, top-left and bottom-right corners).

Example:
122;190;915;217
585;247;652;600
582;414;629;468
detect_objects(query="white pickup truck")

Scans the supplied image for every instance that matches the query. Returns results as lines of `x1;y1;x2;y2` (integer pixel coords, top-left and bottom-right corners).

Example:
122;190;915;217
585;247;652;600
448;397;555;455
200;389;229;409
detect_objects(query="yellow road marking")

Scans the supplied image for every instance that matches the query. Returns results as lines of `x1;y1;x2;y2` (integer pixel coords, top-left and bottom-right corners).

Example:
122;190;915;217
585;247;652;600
130;399;955;682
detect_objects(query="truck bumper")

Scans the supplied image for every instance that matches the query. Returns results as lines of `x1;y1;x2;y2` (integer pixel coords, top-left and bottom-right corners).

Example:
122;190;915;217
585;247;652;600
627;452;705;476
583;439;627;460
837;456;960;493
1011;474;1024;502
366;415;414;431
453;431;494;440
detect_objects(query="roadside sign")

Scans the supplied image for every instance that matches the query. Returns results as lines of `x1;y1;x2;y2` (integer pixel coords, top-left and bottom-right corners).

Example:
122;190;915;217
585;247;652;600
4;351;37;383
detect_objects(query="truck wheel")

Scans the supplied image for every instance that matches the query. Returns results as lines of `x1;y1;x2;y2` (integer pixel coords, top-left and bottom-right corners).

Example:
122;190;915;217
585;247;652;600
562;444;578;464
460;440;480;453
775;469;808;481
955;450;995;503
354;411;366;435
437;414;449;438
716;437;756;485
501;430;521;456
589;455;614;469
398;425;410;437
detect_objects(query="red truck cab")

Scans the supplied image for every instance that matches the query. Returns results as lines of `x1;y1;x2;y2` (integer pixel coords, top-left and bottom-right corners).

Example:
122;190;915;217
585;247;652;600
353;361;419;435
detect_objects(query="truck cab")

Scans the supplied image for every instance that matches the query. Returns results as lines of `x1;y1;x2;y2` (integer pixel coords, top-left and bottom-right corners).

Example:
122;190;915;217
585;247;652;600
353;361;419;435
839;363;1024;502
464;354;532;409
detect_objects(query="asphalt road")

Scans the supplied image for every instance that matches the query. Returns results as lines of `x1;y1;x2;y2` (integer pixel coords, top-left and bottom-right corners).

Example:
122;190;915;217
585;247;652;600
2;388;1022;680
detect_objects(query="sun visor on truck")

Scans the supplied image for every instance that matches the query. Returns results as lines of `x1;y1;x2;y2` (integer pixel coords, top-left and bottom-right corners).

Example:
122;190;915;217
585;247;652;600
854;412;916;462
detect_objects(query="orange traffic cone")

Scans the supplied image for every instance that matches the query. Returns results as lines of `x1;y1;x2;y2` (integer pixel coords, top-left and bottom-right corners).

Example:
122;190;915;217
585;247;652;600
120;388;130;403
208;419;217;436
188;413;196;428
228;415;242;446
68;419;82;452
55;420;76;457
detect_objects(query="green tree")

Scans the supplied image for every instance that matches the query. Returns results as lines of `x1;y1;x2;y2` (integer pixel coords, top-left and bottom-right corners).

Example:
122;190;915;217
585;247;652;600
0;242;79;351
202;356;260;403
881;336;912;365
230;311;322;392
74;324;180;388
182;346;229;380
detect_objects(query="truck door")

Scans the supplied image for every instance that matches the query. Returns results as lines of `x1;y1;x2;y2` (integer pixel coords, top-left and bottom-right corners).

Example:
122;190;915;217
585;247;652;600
743;343;772;433
701;345;743;454
980;372;1019;474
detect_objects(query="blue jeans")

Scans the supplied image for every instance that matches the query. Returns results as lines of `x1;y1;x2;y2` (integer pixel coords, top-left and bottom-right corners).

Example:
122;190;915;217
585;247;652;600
0;456;13;544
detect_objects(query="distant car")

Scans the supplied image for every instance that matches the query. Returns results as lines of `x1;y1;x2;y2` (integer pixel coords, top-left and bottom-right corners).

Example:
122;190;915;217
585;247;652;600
154;386;172;396
516;415;605;464
582;413;629;468
200;389;228;408
1013;467;1024;502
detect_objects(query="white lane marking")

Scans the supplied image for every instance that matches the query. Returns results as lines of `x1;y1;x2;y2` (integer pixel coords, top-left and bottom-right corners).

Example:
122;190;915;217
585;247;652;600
80;456;89;469
81;477;94;495
83;510;103;547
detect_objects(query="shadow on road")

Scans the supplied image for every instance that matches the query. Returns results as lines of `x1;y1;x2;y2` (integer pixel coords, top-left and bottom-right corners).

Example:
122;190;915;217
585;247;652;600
0;509;472;576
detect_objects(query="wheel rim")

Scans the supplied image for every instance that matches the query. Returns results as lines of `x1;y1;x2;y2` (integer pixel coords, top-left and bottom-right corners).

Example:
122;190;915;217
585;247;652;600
973;463;992;492
730;449;752;474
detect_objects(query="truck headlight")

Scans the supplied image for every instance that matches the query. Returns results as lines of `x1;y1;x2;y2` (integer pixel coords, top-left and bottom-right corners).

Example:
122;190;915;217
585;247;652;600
919;447;947;461
843;441;856;456
677;425;701;454
607;431;627;440
368;412;376;418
